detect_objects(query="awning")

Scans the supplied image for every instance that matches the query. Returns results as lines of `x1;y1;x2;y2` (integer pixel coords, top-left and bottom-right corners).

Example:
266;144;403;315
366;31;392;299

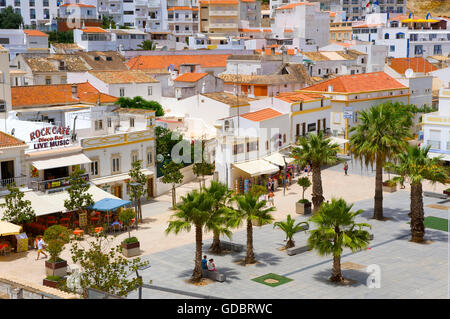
32;153;92;170
427;152;450;162
233;159;279;177
89;198;131;212
328;136;349;145
263;152;295;167
0;221;22;236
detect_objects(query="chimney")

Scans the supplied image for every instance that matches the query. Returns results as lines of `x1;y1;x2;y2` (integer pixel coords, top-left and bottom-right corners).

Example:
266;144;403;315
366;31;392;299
328;85;333;92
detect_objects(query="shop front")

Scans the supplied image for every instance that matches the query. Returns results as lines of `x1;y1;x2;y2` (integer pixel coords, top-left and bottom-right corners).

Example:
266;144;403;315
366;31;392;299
231;159;280;194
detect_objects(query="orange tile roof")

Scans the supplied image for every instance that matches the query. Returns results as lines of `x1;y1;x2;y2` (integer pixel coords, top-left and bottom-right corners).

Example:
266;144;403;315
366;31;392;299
284;29;293;33
276;91;324;103
199;0;238;4
167;6;199;11
127;54;230;71
81;27;107;33
266;44;279;48
61;3;95;7
264;49;271;55
262;29;272;32
174;72;208;82
23;30;48;37
239;28;261;32
11;82;117;108
301;72;407;93
276;2;315;10
389;57;438;74
0;131;26;148
241;108;283;122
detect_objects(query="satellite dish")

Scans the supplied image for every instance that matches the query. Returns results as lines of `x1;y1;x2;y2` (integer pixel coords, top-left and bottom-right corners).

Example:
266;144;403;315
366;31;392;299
405;68;414;78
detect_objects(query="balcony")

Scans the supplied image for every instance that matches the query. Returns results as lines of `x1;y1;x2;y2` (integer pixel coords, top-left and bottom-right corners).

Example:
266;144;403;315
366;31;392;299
0;176;28;192
30;174;89;193
209;23;237;29
135;0;147;6
209;10;238;16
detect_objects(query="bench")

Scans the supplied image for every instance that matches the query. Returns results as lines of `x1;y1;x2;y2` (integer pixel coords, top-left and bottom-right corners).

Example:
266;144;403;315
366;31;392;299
286;245;311;256
202;269;226;282
220;241;244;252
423;191;448;200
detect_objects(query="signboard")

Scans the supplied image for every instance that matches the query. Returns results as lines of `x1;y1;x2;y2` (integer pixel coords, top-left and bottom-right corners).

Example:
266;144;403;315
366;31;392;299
343;107;353;119
30;126;71;150
79;213;88;227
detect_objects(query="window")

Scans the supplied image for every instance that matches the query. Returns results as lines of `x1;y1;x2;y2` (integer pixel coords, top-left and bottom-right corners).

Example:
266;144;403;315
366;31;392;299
112;156;120;173
95;120;103;130
90;160;99;176
120;88;125;97
299;102;303;111
107;118;111;128
390;45;395;52
45;77;51;85
148;86;152;96
130;117;135;128
307;123;316;132
233;144;244;155
434;45;442;55
283;134;286;143
147;150;153;166
320;99;324;107
131;151;139;164
266;140;269;150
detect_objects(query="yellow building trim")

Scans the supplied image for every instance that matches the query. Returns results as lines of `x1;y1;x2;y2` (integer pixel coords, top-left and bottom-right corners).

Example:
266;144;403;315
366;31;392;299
230;104;250;108
84;137;155;151
291;97;332;105
291;105;331;117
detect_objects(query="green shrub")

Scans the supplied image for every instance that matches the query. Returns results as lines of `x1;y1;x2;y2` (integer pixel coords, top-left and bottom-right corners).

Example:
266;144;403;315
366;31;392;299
46;275;61;282
43;225;71;263
298;199;310;204
122;237;139;245
383;180;397;187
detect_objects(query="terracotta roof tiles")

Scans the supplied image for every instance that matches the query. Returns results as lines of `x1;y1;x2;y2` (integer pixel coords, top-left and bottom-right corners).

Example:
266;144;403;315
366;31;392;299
23;30;48;37
127;54;230;71
89;70;159;84
241;108;283;122
0;132;26;148
389;57;438;74
174;72;208;82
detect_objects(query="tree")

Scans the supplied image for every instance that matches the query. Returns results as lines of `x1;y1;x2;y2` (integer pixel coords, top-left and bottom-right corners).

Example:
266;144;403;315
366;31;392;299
46;30;74;43
64;167;95;217
115;96;164;116
43;225;71;263
297;177;311;202
161;161;184;209
0;183;35;225
70;232;149;297
273;214;308;249
308;198;371;282
193;162;214;190
385;146;448;243
248;184;267;198
165;190;213;282
138;40;156;51
119;207;136;239
203;181;233;254
349;102;414;220
292;132;340;212
230;193;275;264
156;126;183;163
101;15;116;29
127;160;147;223
0;6;23;29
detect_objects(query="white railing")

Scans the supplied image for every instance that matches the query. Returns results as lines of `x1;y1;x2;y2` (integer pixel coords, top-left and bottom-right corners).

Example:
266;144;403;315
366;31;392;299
0;176;27;190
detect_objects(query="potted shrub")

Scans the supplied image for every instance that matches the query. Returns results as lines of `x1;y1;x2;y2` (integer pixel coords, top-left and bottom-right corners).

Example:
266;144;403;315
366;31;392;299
43;225;71;277
382;179;397;193
43;275;61;289
444;188;450;196
119;208;140;257
296;177;312;215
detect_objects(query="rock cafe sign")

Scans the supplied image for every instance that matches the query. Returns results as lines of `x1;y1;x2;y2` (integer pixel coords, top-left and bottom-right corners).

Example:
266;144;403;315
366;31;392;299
30;126;71;150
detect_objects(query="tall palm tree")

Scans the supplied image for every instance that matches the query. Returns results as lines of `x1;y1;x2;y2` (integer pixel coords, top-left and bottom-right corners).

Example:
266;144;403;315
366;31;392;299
386;145;448;243
349;102;414;220
292;131;340;212
165;190;213;282
273;214;309;249
308;198;371;282
230;193;276;264
203;181;234;253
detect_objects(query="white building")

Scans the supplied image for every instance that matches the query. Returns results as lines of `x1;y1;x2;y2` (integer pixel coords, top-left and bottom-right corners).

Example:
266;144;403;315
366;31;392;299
0;0;58;30
73;27;117;52
0;29;49;60
302;49;367;77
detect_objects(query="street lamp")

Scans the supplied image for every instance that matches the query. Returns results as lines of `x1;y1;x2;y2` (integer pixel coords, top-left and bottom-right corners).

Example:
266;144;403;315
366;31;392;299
135;264;151;299
282;155;287;196
130;182;141;230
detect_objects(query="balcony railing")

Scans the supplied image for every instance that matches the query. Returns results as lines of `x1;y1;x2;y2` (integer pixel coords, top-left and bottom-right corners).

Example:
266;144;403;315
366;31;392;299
209;10;238;16
30;174;89;192
0;176;27;191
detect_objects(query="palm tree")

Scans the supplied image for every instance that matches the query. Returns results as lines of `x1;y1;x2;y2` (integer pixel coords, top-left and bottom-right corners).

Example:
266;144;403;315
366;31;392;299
292;131;340;212
273;214;308;249
349;102;414;220
203;181;234;254
137;40;156;51
230;193;275;264
165;190;213;282
308;198;371;282
386;145;448;243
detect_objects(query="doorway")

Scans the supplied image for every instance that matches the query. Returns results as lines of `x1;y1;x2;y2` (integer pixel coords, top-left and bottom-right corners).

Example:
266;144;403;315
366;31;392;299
1;160;14;186
44;166;69;181
112;184;123;199
147;177;154;198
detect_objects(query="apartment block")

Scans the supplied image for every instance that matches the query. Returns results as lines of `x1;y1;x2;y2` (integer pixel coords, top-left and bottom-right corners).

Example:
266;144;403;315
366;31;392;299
0;0;58;30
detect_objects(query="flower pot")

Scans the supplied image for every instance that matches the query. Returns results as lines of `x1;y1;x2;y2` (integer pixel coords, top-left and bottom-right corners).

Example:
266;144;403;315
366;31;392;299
382;184;397;193
121;241;140;257
45;259;67;277
42;278;59;289
296;201;312;215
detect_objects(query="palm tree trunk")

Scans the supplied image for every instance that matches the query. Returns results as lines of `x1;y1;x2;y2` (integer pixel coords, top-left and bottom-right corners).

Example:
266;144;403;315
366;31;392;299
138;198;142;223
330;254;343;282
311;162;324;213
210;229;222;253
245;219;255;264
285;238;295;249
171;184;176;209
373;156;384;220
192;224;203;282
410;182;425;243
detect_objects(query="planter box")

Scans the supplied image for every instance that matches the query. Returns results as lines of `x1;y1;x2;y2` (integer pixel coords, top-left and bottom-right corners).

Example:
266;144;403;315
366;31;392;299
45;260;67;277
444;190;450;196
382;184;397;193
42;278;59;289
296;201;312;215
122;241;140;257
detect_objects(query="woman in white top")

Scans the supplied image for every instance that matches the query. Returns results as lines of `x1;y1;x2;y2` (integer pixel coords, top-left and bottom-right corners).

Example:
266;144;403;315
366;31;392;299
207;259;217;272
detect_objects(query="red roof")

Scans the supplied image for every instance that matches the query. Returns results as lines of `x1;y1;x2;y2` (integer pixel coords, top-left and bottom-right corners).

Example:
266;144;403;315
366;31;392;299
389;57;438;74
0;132;26;148
276;2;315;10
276;92;325;103
174;72;208;82
167;6;199;11
301;72;407;93
60;3;95;7
81;27;107;33
23;30;48;37
127;54;230;71
241;108;283;122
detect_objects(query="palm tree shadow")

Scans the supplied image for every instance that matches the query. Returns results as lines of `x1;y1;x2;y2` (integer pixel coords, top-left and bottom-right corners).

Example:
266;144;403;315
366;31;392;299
254;252;283;267
176;267;240;283
359;207;411;223
312;269;367;287
395;228;449;244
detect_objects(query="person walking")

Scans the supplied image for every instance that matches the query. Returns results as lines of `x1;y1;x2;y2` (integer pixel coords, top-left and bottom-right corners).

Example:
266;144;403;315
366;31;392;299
306;163;311;176
36;236;48;261
344;162;349;176
268;191;275;207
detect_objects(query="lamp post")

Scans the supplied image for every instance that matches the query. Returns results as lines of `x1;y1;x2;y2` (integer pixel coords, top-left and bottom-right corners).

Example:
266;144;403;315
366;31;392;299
130;182;141;230
135;264;151;299
282;155;287;196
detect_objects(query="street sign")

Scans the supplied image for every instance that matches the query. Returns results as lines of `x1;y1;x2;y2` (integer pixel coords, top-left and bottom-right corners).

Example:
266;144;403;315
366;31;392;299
343;107;353;119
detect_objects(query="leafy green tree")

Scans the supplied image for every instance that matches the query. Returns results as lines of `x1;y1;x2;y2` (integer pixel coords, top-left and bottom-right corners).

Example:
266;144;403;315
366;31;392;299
349;102;414;220
273;214;308;249
230;193;276;264
155;126;183;163
385;146;448;243
127;160;147;223
203;181;233;253
308;198;371;282
0;183;35;225
161;161;184;209
64;167;94;217
0;6;23;29
138;40;156;50
115;96;164;116
70;232;149;297
292;132;340;212
46;30;74;43
43;225;71;263
119;208;136;239
101;15;116;29
192;139;214;190
297;177;311;202
166;190;213;282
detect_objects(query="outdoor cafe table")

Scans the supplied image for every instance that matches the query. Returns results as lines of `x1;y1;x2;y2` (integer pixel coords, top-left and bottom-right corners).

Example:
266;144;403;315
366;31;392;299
73;229;84;237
